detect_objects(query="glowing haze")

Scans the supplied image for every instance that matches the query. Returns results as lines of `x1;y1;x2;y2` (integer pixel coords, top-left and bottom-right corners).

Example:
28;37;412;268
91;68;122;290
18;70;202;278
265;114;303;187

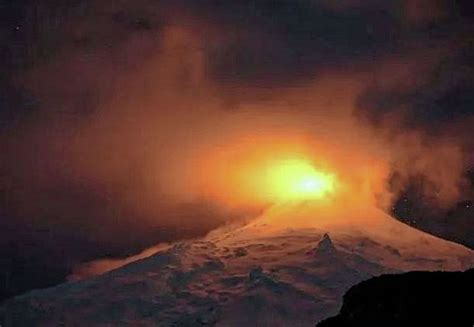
3;23;462;230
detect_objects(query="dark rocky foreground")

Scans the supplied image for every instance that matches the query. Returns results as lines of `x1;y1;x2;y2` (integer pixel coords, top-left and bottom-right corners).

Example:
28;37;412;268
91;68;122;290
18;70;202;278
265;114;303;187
317;268;474;327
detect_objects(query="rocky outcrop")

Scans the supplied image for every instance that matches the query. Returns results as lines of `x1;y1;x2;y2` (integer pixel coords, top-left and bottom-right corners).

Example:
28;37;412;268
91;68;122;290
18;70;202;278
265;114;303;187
316;233;336;254
317;269;474;327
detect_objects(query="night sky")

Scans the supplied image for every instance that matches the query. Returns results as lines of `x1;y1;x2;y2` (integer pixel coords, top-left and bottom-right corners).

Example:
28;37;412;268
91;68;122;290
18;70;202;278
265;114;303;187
1;0;473;301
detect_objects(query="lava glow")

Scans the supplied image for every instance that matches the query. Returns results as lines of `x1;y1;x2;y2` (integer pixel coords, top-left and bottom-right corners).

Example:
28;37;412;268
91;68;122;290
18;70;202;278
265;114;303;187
264;159;335;201
191;136;345;207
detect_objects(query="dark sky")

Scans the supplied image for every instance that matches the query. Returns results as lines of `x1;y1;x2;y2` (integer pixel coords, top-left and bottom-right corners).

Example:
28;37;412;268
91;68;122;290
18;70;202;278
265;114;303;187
1;0;473;301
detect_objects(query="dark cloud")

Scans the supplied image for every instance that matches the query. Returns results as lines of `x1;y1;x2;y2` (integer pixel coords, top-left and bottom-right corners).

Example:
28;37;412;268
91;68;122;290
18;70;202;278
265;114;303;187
352;0;474;249
185;0;404;85
391;170;474;249
357;44;474;130
3;0;469;94
167;0;471;87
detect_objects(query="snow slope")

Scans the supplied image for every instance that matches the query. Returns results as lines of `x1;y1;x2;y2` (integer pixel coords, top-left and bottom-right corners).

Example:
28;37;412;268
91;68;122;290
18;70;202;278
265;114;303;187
2;204;473;326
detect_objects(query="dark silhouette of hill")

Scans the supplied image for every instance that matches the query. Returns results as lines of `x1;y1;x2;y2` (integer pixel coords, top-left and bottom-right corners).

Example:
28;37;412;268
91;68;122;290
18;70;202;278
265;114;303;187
317;268;474;327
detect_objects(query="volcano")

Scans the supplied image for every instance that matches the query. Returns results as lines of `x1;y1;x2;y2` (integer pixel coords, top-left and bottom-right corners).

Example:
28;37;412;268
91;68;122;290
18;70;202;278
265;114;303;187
1;204;473;326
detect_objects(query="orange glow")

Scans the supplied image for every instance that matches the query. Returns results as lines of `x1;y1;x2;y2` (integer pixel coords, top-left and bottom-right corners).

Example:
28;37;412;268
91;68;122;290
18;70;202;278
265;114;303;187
259;158;335;201
191;135;345;207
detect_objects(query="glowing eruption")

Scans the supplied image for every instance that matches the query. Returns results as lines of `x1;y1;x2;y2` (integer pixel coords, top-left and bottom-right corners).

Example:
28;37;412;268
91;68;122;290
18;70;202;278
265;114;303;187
264;159;335;201
192;136;343;207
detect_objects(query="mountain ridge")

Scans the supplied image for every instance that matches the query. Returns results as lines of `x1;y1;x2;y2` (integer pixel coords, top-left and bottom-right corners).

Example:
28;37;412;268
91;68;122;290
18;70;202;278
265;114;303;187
1;205;473;326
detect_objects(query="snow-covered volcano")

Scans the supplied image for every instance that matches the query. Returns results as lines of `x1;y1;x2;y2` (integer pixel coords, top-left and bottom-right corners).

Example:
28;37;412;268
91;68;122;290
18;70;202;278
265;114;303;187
2;204;473;326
